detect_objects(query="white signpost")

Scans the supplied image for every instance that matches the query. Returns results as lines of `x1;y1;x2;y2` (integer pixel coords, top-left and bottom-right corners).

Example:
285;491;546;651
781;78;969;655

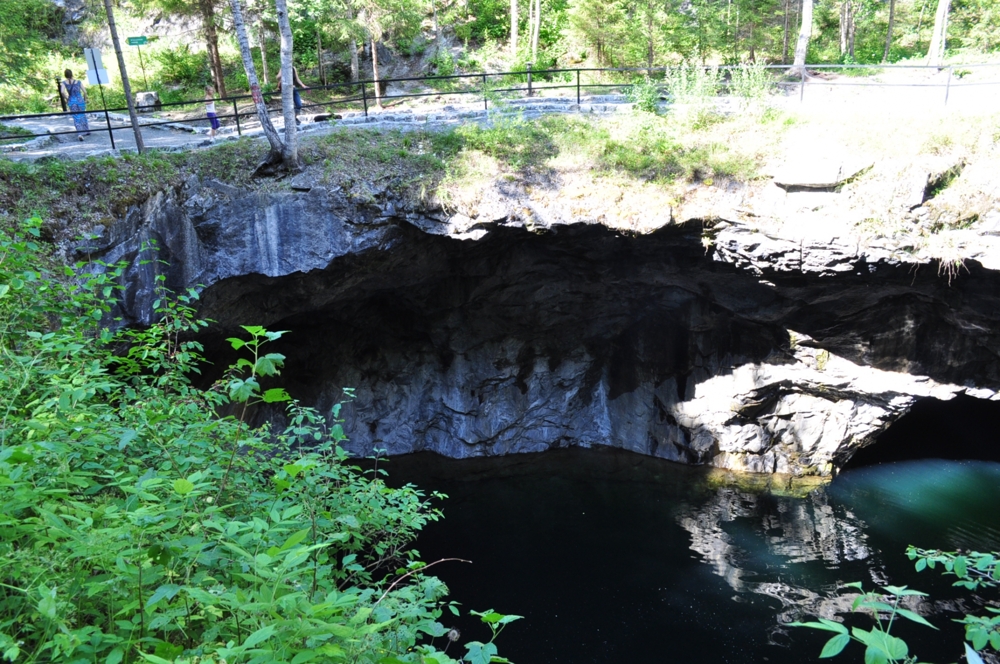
84;48;110;85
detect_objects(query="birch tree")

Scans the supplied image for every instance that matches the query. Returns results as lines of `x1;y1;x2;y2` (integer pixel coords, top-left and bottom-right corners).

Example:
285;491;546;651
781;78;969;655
275;0;299;169
792;0;813;74
228;0;286;168
926;0;951;67
510;0;519;58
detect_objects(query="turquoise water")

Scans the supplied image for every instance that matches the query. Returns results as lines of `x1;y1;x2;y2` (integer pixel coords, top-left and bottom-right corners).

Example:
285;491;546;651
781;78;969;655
386;450;1000;663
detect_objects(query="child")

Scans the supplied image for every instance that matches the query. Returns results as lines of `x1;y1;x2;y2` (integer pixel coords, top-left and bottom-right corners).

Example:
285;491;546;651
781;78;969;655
205;85;220;140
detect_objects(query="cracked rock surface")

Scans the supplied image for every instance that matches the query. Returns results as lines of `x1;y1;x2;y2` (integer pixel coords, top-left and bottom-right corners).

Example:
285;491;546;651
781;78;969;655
87;164;1000;476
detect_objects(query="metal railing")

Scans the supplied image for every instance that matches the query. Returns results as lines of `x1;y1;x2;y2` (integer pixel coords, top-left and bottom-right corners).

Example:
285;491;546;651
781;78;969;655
2;63;999;149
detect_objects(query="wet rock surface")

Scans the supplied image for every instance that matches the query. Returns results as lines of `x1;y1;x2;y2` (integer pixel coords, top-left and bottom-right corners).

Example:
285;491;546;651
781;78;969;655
90;167;1000;476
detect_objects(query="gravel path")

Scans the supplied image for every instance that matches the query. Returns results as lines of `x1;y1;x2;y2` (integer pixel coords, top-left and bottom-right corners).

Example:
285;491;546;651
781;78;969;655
2;68;997;162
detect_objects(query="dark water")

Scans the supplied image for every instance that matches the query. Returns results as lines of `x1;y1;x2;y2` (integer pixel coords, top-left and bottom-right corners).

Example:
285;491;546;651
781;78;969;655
384;449;1000;663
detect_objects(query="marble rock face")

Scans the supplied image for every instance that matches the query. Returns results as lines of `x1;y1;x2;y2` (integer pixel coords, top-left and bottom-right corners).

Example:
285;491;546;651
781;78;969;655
87;172;1000;476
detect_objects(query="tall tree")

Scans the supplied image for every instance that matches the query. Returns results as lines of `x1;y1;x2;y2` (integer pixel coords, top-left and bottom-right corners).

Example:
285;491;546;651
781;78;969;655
510;0;519;58
839;0;855;60
530;0;541;61
792;0;813;73
882;0;896;62
200;0;228;97
927;0;951;66
104;0;145;153
782;0;792;63
140;0;228;98
275;0;299;169
228;0;285;167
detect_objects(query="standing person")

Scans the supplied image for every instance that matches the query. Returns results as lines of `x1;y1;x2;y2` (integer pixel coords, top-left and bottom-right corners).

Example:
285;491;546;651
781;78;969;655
276;67;307;122
60;69;91;141
204;85;220;140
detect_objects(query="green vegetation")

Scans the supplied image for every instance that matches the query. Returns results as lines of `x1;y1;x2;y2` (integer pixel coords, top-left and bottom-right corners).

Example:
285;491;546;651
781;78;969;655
0;125;34;146
3;0;1000;114
791;547;1000;664
0;217;517;663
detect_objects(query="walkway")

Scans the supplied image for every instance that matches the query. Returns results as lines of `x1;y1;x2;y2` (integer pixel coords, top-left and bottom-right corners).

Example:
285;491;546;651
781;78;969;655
0;95;636;161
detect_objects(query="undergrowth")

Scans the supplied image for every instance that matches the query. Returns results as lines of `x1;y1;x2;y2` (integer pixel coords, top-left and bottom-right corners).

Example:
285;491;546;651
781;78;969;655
0;216;518;664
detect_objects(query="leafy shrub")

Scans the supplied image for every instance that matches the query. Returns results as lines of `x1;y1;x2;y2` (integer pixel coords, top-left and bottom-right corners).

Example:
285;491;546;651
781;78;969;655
791;546;1000;664
154;46;213;88
0;218;516;664
627;77;662;114
728;62;773;102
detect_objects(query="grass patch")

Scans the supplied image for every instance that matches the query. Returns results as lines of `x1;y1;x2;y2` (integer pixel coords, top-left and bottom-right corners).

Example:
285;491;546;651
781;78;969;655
0;123;34;145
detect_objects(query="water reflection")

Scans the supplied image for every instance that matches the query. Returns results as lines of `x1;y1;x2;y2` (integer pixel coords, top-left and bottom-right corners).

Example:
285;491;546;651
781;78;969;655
385;450;1000;663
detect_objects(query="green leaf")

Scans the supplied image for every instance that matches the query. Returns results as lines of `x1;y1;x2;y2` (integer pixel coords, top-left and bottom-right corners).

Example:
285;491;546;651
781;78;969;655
105;648;124;664
37;585;57;620
243;624;276;648
863;645;888;664
915;558;927;572
895;608;937;629
280;528;311;551
227;337;246;350
843;581;864;590
172;478;194;495
145;583;180;608
0;284;9;298
965;643;986;664
789;621;848;634
262;388;291;403
955;556;968;578
138;655;173;664
820;633;850;658
464;641;498;664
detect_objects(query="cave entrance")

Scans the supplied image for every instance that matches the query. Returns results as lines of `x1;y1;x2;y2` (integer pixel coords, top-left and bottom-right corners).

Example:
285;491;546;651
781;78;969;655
842;394;1000;470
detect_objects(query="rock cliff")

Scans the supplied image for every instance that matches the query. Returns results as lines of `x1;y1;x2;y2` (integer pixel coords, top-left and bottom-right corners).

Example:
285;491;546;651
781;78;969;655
82;159;1000;477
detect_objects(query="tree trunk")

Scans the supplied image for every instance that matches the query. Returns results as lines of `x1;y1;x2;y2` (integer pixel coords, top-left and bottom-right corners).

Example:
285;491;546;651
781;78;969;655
510;0;518;58
782;0;791;64
926;0;950;67
348;7;359;82
882;0;896;62
274;0;298;170
792;0;813;74
103;0;145;153
372;38;383;108
748;20;756;63
432;0;441;55
646;7;654;75
200;0;227;98
530;0;540;62
916;0;929;35
228;0;284;166
839;0;854;59
317;28;325;86
258;19;269;84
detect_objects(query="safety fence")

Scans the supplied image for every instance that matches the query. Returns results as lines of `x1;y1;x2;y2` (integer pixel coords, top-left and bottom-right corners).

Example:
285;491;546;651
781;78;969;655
2;63;998;149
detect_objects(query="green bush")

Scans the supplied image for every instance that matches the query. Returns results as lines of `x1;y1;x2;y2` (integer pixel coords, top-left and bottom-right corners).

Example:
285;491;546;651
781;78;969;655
0;218;515;664
154;46;213;88
627;77;662;114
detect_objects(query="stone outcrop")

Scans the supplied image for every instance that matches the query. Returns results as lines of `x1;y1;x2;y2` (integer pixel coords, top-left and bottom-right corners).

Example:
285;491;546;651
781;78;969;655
81;163;1000;477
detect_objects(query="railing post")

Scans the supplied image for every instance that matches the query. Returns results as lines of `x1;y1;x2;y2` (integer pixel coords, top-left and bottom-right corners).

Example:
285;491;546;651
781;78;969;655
799;65;806;103
232;99;242;136
56;79;67;112
576;69;581;105
526;63;533;97
482;73;488;110
103;109;116;150
361;81;368;117
944;66;953;106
